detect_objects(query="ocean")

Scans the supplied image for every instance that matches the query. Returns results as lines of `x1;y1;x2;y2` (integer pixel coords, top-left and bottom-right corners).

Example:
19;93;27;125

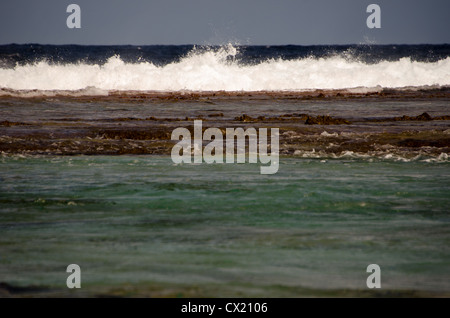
0;44;449;297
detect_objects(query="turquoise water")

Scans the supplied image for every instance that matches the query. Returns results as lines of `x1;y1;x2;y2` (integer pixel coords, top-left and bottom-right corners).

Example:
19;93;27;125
0;155;449;297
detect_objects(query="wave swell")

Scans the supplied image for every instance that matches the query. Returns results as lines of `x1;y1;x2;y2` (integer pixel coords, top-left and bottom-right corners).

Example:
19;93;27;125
1;45;449;92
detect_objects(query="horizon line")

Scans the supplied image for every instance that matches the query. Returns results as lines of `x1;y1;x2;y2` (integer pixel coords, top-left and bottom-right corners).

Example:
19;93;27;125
1;42;450;47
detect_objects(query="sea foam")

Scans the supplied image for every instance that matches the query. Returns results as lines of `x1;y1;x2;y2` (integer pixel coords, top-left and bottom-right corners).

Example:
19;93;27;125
1;45;449;92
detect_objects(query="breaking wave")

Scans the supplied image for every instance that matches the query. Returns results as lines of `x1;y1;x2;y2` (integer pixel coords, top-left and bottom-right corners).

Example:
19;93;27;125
1;44;449;93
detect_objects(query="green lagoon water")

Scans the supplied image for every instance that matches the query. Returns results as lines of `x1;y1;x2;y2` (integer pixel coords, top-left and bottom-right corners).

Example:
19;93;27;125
0;155;449;297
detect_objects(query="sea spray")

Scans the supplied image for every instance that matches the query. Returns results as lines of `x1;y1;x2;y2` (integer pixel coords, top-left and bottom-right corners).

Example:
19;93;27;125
1;45;449;92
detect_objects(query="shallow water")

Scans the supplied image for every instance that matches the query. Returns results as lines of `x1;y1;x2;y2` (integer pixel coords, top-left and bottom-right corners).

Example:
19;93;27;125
1;155;449;296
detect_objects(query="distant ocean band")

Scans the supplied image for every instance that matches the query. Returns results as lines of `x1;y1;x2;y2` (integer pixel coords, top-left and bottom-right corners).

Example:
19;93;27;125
0;44;449;94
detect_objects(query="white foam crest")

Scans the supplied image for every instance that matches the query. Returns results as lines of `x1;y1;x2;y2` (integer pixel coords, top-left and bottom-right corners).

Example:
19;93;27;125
320;131;339;137
292;149;450;162
1;45;449;92
423;153;449;162
0;86;109;97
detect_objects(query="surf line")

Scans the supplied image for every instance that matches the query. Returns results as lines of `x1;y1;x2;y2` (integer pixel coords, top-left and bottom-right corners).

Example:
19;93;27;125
171;120;279;174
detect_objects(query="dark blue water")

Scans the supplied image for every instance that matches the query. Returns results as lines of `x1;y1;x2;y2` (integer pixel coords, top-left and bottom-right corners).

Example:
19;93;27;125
1;44;450;68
